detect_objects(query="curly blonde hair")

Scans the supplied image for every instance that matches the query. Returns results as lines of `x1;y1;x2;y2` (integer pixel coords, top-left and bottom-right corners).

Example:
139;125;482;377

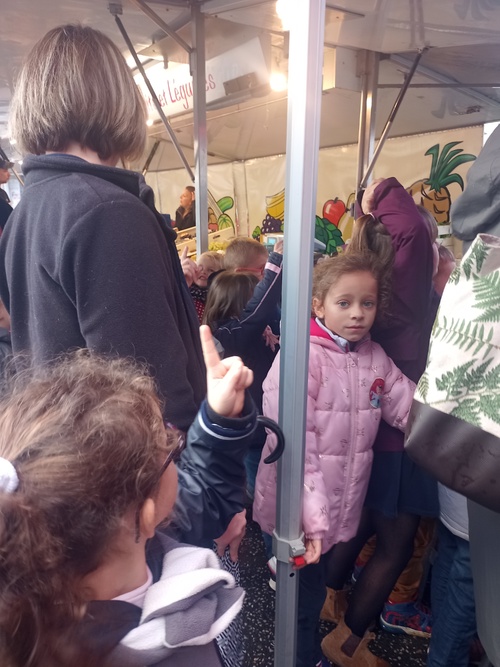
0;352;170;666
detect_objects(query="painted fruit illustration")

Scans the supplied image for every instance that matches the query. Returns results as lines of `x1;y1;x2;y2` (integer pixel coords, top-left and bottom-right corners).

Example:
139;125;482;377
322;198;346;227
216;196;235;231
265;189;285;221
407;141;476;224
315;215;344;254
208;207;218;232
338;192;356;241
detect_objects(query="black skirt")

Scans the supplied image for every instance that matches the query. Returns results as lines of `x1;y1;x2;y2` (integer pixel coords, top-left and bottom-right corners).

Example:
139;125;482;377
364;450;439;518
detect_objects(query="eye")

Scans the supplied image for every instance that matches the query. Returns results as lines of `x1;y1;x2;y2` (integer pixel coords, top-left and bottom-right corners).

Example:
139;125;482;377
338;300;349;308
363;300;376;308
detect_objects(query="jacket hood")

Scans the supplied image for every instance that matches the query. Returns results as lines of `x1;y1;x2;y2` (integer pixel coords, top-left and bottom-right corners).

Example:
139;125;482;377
87;535;244;667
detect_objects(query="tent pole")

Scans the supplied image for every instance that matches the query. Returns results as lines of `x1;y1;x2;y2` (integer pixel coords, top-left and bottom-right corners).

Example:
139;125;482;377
191;3;209;255
361;49;425;188
274;0;326;665
355;50;379;194
112;9;195;181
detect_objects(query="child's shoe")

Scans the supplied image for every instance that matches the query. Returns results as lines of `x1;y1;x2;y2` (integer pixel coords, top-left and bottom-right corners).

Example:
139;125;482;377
267;556;276;591
379;599;432;638
321;617;389;667
320;587;348;624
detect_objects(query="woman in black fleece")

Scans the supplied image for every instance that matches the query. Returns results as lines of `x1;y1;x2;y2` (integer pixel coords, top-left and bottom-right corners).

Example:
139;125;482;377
0;24;205;432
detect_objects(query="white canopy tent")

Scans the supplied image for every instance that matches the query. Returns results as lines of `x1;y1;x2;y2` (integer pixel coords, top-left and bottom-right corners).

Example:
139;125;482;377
2;3;500;665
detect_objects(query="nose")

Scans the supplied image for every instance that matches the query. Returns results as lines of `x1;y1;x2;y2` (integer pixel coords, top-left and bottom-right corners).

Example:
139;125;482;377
351;304;364;319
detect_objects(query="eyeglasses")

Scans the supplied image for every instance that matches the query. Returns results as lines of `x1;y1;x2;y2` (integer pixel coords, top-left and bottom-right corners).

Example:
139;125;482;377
159;430;186;477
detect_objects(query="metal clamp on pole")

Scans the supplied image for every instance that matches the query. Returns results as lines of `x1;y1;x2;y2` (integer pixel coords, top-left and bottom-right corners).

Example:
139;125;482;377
272;532;306;564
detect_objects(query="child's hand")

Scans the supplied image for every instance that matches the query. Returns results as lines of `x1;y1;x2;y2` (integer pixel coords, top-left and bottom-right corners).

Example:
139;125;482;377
200;325;253;418
215;510;247;562
292;538;322;569
361;177;385;214
274;239;283;255
180;245;199;287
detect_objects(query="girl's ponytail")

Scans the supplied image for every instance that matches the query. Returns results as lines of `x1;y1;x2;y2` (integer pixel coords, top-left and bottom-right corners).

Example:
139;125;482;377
347;214;394;321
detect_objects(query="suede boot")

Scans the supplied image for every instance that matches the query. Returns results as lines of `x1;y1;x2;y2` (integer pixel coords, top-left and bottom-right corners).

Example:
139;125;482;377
320;587;348;624
321;617;390;667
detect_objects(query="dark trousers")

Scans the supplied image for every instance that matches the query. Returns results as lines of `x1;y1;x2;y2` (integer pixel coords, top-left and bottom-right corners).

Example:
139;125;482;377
297;556;327;667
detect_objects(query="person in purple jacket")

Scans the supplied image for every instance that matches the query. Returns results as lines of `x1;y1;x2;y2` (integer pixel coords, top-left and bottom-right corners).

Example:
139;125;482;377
321;178;439;657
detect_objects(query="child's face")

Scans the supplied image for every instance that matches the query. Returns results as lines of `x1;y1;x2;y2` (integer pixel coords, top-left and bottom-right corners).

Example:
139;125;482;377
195;257;219;288
313;270;377;343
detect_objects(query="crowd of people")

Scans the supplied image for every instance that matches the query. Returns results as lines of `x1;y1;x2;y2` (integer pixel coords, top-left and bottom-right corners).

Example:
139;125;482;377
0;20;497;667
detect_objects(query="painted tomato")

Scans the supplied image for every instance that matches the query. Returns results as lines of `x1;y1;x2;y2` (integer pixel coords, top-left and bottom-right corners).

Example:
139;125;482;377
322;198;345;227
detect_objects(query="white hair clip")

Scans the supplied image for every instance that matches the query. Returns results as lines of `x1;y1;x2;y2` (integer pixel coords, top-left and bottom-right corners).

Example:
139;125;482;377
0;457;19;494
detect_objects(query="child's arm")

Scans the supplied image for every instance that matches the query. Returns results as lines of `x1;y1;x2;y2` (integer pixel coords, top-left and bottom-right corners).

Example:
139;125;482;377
214;251;283;353
168;326;257;545
379;351;417;431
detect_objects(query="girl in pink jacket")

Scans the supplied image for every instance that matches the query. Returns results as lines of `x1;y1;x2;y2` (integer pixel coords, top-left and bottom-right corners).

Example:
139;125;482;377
253;248;415;667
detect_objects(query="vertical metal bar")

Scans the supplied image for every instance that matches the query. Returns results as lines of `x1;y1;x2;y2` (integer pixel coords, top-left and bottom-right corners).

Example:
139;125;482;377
191;4;209;256
274;0;326;665
355;50;379;194
113;13;195;181
361;49;425;188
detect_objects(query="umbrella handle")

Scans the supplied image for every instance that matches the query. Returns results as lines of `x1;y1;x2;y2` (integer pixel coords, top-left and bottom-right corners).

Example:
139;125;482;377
257;415;285;464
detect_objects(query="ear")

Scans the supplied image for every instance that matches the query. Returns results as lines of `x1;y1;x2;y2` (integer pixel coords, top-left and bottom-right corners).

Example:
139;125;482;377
312;297;324;319
140;498;157;539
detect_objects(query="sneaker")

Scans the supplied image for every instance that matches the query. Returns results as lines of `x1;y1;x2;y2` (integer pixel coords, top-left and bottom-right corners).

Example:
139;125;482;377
351;561;364;584
380;599;432;638
267;556;276;591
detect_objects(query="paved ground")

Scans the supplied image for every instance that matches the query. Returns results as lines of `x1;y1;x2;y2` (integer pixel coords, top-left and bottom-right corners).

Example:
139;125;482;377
239;511;431;667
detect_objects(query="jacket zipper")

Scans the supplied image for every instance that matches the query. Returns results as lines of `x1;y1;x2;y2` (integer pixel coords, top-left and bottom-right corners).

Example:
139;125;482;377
338;350;358;534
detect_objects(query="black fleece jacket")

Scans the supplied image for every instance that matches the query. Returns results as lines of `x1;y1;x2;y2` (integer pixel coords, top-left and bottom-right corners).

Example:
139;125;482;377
0;154;205;430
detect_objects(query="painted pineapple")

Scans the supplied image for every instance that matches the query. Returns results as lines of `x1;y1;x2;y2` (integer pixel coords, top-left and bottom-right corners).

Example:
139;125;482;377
407;141;476;224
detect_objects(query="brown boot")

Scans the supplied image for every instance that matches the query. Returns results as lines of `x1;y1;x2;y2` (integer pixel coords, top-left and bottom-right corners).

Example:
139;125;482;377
320;587;348;624
321;617;390;667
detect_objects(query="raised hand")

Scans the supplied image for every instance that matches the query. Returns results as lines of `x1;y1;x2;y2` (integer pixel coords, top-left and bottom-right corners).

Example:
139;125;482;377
180;245;199;287
361;177;385;214
200;324;253;418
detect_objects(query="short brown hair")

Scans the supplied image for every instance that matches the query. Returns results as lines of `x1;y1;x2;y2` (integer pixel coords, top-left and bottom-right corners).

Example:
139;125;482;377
223;237;268;271
312;252;389;322
9;25;147;161
203;271;259;330
0;352;170;666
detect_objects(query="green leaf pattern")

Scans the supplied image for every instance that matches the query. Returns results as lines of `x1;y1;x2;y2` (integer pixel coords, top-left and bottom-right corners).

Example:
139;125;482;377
416;236;500;433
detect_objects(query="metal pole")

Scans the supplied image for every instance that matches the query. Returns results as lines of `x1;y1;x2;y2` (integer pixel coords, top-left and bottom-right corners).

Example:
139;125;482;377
112;11;195;181
127;0;192;54
141;139;160;175
191;3;209;255
390;53;500;109
355;50;379;195
361;49;425;188
274;0;326;665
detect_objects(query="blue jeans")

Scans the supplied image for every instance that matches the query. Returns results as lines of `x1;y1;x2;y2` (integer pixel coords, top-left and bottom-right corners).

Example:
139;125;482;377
427;523;476;667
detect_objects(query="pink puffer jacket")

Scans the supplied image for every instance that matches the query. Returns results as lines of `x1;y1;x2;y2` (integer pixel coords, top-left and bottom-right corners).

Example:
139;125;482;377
253;319;415;553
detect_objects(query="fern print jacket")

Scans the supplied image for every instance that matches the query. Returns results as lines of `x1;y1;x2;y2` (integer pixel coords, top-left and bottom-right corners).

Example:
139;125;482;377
253;318;416;552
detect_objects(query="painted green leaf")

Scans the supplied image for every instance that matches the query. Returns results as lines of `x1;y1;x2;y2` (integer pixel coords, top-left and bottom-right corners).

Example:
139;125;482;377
450;398;482;427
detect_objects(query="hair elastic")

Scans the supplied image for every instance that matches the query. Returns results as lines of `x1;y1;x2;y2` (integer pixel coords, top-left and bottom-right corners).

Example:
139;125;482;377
0;458;19;494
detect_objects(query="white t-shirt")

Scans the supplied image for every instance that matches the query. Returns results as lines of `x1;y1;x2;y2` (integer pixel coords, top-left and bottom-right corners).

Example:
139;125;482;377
438;483;469;540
